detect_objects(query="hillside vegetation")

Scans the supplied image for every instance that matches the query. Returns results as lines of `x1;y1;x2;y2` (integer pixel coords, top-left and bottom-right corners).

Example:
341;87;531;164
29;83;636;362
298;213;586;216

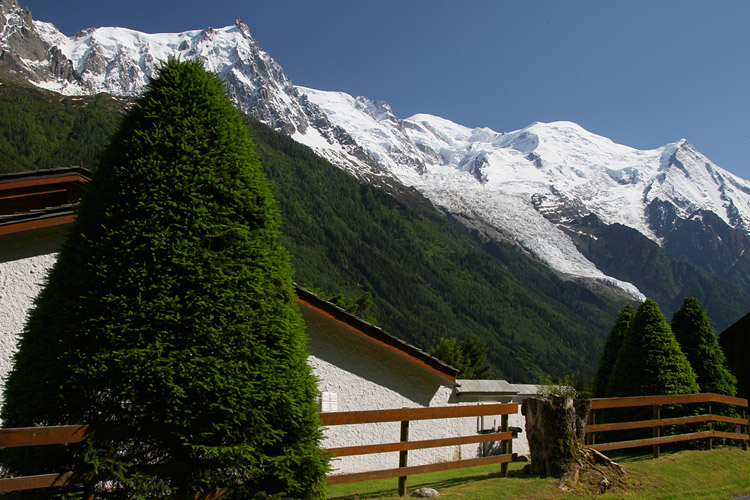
0;76;127;173
248;117;624;380
4;72;732;382
571;222;750;331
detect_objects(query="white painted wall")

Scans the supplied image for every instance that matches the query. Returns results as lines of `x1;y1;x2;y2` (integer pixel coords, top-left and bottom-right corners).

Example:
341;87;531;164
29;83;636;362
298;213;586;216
302;305;527;475
0;252;58;400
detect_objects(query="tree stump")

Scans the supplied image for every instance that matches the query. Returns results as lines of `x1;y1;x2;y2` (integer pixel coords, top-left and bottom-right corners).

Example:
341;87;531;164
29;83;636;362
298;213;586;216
522;395;627;493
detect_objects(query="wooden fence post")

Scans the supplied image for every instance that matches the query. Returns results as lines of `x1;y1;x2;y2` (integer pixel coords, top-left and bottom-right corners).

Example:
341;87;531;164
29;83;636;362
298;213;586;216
708;401;714;450
500;414;509;478
587;409;596;446
397;419;410;496
652;404;660;459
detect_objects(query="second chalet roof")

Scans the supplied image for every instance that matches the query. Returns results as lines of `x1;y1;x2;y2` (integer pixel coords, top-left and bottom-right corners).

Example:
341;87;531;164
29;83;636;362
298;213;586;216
0;167;90;235
455;379;518;395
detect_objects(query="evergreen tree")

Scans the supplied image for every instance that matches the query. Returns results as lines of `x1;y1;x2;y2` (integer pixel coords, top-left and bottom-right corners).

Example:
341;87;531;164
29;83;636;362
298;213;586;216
592;303;633;397
1;59;328;499
430;336;495;379
671;297;737;396
329;291;375;322
606;299;699;397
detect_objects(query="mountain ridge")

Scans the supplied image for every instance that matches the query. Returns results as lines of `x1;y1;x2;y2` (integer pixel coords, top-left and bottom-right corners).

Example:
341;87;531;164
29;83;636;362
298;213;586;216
2;1;750;326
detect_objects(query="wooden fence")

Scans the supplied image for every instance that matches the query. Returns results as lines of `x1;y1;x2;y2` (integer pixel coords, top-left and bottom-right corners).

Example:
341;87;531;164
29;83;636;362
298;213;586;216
0;424;92;495
585;393;749;457
0;403;518;497
319;403;519;495
6;395;744;497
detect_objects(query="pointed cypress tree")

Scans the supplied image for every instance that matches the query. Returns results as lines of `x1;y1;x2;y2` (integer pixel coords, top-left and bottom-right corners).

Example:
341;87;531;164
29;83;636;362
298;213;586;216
1;59;328;499
592;303;633;397
671;297;737;396
606;299;699;397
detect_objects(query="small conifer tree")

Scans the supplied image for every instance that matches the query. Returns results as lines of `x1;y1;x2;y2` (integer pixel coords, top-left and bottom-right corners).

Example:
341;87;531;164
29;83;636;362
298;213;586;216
430;336;494;379
592;303;633;397
671;297;737;396
1;59;328;499
606;299;699;397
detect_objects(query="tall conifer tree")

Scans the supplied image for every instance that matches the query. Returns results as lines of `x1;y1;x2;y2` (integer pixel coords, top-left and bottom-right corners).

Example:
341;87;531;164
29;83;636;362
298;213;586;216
1;59;328;499
592;303;633;397
671;297;737;396
606;299;699;397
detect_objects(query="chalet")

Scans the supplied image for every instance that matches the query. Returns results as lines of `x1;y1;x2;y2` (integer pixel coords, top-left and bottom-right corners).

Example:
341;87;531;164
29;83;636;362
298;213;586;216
719;312;750;400
0;167;534;475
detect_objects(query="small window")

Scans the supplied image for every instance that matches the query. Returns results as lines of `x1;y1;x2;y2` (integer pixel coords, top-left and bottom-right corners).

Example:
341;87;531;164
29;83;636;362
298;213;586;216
320;391;338;412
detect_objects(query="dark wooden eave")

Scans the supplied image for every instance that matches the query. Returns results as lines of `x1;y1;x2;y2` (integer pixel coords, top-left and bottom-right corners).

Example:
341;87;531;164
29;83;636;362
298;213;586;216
0;167;90;235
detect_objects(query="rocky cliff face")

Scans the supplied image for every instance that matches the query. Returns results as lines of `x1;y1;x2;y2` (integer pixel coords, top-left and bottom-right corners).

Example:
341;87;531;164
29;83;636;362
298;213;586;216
0;0;72;83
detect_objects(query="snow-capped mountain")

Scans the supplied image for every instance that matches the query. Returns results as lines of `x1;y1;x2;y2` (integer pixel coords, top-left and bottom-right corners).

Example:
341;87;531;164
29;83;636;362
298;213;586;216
296;87;750;293
3;0;750;302
0;0;386;179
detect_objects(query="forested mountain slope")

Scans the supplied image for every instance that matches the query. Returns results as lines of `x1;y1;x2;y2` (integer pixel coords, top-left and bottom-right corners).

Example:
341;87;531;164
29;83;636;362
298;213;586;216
0;76;127;173
0;73;630;381
248;117;625;381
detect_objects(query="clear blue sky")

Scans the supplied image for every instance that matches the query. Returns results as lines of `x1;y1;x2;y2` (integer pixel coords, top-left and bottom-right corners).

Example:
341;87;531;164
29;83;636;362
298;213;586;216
21;0;750;180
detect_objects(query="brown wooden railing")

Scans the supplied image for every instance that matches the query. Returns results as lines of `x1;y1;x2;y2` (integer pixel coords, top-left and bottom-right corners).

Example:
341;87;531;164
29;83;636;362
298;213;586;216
0;425;223;499
0;404;517;497
320;403;519;496
585;393;749;458
0;425;90;494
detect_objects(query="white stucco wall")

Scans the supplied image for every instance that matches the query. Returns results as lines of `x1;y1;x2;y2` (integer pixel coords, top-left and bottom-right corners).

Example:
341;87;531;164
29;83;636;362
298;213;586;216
0;252;58;400
302;305;526;475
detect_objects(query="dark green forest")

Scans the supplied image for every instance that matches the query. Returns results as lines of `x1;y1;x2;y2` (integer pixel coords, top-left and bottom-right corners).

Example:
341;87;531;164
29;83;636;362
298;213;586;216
247;118;624;381
0;77;127;173
6;72;741;382
570;222;750;331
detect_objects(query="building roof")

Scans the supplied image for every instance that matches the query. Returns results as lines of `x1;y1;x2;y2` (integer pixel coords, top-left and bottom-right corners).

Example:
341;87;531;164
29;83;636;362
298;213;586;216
295;285;459;383
509;383;546;396
720;311;750;342
454;379;518;395
0;166;90;236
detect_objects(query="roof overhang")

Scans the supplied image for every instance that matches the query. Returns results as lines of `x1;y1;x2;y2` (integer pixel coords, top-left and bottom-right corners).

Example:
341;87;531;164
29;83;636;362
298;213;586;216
0;167;90;236
455;379;518;396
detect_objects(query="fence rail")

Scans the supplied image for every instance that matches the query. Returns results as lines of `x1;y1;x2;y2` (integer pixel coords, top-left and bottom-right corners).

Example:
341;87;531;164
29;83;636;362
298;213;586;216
585;393;749;457
319;403;519;495
0;403;518;498
6;395;740;497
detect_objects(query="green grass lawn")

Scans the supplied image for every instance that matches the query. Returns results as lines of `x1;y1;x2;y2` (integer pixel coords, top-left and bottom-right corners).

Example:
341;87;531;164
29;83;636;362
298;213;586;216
327;446;750;500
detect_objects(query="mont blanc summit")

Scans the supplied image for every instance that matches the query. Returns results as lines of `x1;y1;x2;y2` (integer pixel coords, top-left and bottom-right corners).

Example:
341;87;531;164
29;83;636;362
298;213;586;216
3;0;750;304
